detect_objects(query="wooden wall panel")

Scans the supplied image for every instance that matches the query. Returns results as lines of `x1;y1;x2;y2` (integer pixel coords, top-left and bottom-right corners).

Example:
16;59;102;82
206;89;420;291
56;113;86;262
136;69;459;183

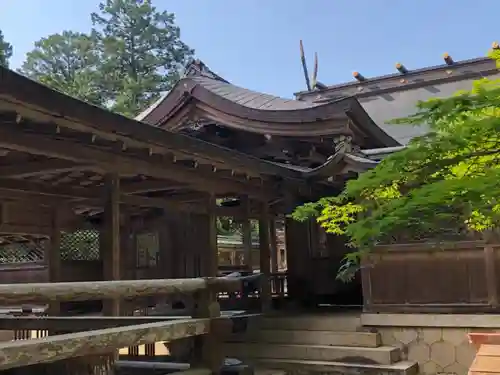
362;242;494;312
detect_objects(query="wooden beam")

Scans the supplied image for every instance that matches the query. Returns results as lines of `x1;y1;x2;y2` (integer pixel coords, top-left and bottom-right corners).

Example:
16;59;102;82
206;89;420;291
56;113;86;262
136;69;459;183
0;159;90;177
0;126;274;198
0;223;51;235
0;316;183;331
0;277;240;305
0;70;303;178
0;178;266;218
0;319;210;370
121;180;186;194
0;313;248;333
0;178;204;213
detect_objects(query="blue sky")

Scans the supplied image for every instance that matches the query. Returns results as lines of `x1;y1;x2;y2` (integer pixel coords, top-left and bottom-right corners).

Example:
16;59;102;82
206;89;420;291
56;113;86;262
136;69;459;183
1;0;498;98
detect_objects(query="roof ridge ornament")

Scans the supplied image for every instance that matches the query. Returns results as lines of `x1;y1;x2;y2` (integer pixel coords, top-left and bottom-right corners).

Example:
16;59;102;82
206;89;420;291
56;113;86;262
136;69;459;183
183;59;229;83
299;40;326;91
333;135;353;153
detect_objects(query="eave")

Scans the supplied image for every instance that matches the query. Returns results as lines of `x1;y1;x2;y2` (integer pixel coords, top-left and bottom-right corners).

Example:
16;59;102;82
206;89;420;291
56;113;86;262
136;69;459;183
0;67;305;181
138;76;399;148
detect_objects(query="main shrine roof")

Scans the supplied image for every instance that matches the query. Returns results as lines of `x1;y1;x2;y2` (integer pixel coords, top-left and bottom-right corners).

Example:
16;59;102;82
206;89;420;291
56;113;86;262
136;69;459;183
137;60;398;147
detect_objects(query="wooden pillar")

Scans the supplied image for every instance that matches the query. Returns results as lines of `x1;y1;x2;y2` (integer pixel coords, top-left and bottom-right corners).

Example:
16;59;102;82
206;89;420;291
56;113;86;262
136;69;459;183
485;245;499;308
259;202;272;312
192;194;223;373
207;194;218;277
270;218;279;273
101;173;121;316
241;196;253;270
158;214;174;279
120;211;136;315
47;207;61;316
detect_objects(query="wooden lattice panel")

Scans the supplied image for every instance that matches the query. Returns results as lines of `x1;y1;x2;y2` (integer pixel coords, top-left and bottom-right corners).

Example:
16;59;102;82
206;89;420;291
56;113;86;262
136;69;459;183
60;230;100;261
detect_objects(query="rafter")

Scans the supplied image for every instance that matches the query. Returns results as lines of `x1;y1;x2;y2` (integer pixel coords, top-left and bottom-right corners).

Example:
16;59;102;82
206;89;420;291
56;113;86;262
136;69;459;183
121;180;186;194
0;126;275;199
0;179;265;218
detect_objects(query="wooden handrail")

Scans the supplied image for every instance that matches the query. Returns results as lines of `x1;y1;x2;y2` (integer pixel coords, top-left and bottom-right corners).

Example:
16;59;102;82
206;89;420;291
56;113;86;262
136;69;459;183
0;277;240;304
0;318;210;370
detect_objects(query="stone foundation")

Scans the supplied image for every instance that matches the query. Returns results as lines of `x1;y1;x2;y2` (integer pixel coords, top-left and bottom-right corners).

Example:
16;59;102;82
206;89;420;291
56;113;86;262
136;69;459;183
361;313;500;375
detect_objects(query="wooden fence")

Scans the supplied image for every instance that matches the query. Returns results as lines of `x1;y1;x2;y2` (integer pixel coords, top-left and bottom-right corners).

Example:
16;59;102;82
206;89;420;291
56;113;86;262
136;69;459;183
361;240;500;313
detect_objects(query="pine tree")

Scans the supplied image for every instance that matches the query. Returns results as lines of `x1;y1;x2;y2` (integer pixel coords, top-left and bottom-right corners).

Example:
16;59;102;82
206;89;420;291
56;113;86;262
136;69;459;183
0;30;13;68
20;31;105;106
91;0;194;116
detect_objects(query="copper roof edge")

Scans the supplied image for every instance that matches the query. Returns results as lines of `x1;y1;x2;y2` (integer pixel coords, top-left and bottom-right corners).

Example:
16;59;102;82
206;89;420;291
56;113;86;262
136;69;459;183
294;56;496;98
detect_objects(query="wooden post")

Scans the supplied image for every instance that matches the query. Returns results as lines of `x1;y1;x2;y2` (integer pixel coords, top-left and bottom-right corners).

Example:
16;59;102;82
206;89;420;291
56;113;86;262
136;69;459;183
47;207;61;316
207;195;218;278
241;196;253;270
101;173;121;316
120;211;136;316
259;202;272;312
270;218;278;273
192;194;223;374
485;244;499;308
97;174;121;371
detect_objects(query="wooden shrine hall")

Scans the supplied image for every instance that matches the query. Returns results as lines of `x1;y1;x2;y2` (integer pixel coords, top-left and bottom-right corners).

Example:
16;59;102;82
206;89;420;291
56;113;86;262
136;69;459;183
0;64;332;305
0;64;339;374
0;60;385;374
0;59;384;315
0;52;498;375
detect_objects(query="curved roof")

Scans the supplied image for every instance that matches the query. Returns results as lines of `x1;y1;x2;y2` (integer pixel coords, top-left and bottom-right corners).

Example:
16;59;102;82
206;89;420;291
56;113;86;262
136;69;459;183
137;60;399;147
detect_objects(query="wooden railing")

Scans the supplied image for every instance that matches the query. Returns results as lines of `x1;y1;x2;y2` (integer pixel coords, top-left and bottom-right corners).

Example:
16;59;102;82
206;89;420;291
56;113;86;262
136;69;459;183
216;272;288;311
0;277;240;374
270;272;288;298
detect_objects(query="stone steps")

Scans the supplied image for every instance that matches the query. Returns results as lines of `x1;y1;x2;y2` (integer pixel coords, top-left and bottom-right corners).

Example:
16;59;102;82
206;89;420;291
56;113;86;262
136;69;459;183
228;329;381;347
223;314;419;375
253;359;418;375
222;343;401;365
257;314;362;332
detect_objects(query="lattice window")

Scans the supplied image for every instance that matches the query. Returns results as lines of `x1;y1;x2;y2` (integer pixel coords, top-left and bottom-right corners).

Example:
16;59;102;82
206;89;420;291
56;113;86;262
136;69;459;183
136;232;159;268
0;239;46;264
60;230;100;261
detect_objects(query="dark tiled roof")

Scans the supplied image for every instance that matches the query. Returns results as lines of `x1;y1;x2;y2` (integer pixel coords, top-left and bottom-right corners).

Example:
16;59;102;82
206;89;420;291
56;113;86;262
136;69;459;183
190;76;321;111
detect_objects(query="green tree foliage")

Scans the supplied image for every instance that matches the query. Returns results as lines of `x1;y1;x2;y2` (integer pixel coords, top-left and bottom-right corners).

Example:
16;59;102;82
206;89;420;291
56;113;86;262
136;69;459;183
91;0;194;116
0;30;13;67
292;49;500;281
19;31;105;106
216;217;259;236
